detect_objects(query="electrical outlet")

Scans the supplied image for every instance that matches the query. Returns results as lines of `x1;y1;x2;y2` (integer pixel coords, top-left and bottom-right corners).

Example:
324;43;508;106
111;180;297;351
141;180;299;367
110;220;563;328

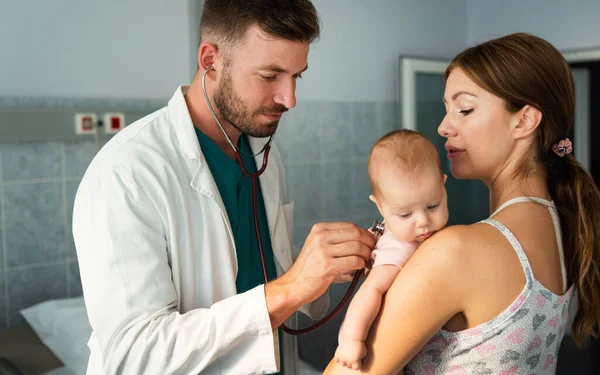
75;113;97;135
104;112;125;134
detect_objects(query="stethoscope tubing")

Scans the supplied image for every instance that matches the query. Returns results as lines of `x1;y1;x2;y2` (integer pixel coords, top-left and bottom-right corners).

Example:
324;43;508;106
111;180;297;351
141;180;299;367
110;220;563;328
201;66;365;335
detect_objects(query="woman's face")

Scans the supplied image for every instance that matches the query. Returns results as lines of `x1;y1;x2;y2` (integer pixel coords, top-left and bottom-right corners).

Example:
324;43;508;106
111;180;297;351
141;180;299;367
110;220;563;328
438;68;519;183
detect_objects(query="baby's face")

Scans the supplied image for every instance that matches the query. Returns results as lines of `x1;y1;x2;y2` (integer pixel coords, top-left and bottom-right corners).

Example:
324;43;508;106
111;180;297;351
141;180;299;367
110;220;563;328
374;165;449;243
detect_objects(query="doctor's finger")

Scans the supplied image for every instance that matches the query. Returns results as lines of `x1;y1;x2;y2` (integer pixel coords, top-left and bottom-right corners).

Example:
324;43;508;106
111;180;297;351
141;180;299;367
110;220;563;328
330;255;366;275
316;225;375;248
310;222;358;232
327;241;372;261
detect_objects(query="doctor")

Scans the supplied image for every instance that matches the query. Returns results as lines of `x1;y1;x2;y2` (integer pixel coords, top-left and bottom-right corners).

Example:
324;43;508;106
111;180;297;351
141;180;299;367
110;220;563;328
72;0;374;374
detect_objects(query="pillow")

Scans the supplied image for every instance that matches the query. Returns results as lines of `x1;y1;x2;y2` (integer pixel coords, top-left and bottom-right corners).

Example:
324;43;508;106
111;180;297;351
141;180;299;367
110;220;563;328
20;297;91;375
21;297;323;375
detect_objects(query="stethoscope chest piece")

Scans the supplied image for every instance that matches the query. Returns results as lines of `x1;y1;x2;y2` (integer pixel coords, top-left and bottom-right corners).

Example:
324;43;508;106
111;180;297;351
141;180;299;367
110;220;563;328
370;220;385;239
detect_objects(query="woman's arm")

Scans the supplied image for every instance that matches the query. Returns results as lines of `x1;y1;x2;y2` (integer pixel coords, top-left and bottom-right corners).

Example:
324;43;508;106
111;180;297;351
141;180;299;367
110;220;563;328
324;227;468;374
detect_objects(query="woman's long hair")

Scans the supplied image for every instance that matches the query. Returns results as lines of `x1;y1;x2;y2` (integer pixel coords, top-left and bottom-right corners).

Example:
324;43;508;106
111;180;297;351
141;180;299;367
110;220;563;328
446;32;600;345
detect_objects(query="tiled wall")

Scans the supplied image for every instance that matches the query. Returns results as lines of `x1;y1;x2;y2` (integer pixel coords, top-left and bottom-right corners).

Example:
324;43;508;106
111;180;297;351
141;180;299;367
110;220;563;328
0;140;97;329
0;100;399;368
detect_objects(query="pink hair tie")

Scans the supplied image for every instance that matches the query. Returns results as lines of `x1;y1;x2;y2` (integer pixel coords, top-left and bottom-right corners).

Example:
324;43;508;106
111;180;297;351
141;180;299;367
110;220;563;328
552;138;572;157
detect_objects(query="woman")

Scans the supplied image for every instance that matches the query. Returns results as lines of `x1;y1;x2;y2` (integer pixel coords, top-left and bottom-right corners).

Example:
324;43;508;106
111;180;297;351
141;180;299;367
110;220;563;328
324;32;600;374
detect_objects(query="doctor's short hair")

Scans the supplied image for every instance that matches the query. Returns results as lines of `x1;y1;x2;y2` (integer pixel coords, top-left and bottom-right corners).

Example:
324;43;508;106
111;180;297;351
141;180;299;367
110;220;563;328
368;129;442;194
199;0;321;51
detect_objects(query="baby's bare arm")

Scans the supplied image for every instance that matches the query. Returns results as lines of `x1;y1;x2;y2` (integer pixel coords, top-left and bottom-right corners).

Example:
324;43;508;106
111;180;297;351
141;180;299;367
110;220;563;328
339;265;401;342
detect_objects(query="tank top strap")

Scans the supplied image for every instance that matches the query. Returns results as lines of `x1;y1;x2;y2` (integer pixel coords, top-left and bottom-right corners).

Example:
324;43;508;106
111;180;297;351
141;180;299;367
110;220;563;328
480;218;535;287
488;196;567;292
489;196;555;218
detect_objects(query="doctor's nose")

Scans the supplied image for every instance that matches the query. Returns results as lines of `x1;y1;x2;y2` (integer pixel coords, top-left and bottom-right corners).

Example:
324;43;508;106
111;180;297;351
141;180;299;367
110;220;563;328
274;80;297;110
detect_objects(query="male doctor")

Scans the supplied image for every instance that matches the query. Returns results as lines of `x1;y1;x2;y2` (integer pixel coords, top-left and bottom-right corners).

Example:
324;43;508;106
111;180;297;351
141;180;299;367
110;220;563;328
72;0;375;374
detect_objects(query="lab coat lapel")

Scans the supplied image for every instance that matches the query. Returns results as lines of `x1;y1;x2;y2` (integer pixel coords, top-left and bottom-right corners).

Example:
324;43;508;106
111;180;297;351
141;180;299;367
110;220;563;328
248;137;293;272
169;86;235;252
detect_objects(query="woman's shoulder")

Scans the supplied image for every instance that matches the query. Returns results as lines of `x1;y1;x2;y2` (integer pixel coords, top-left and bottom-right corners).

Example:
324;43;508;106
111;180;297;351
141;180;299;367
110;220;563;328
422;222;500;252
414;222;508;274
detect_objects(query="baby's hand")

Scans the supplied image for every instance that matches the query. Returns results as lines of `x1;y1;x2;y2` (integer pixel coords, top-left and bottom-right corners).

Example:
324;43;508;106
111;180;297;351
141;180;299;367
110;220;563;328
334;338;367;370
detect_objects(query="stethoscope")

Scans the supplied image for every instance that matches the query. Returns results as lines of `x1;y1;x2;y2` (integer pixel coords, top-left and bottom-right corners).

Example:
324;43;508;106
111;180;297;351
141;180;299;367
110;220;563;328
201;66;387;335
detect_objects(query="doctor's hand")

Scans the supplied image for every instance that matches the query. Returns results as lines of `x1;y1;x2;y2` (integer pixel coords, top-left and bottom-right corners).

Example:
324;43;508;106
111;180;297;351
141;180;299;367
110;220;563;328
265;222;375;328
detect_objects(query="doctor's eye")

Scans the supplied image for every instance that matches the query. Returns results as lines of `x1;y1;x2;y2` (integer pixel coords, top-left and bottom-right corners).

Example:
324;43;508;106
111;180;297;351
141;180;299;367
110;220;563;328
459;109;473;116
260;75;277;82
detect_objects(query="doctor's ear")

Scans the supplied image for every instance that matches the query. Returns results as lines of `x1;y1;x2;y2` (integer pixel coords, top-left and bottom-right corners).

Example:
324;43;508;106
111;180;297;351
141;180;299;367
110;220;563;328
198;42;220;72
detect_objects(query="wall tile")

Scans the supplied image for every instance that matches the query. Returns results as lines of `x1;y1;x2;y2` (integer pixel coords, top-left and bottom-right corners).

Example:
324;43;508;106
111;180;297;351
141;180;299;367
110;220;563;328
4;182;66;267
68;259;82;298
319;102;355;161
0;272;6;330
6;263;67;327
0;96;164;110
1;142;62;181
376;101;399;134
285;163;324;225
292;223;313;253
66;180;80;258
63;141;97;179
321;161;354;221
275;102;321;165
0;183;4;271
350;159;378;219
351;102;378;158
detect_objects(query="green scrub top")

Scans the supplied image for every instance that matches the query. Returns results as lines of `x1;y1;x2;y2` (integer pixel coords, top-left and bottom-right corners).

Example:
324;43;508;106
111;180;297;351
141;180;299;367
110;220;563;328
195;128;282;374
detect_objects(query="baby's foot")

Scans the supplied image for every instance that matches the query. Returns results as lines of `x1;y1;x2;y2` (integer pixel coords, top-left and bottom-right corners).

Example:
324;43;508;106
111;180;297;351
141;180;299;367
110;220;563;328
334;339;367;370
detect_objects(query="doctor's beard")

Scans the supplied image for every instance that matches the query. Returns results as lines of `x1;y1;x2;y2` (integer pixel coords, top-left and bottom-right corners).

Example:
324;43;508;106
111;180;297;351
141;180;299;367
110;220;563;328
213;67;287;138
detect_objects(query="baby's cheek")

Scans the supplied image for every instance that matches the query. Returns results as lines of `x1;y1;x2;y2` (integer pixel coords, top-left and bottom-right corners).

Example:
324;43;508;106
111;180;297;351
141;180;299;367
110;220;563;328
389;222;414;242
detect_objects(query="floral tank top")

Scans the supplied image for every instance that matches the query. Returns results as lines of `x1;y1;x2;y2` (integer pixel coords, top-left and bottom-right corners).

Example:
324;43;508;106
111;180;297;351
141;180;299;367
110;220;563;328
405;197;575;375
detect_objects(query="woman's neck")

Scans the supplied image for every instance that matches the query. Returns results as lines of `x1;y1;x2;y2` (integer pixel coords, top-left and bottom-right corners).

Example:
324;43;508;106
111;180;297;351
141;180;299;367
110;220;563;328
488;168;551;214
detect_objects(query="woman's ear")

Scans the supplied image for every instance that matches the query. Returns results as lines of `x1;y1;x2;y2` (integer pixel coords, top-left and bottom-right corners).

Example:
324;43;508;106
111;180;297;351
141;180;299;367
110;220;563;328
513;104;542;140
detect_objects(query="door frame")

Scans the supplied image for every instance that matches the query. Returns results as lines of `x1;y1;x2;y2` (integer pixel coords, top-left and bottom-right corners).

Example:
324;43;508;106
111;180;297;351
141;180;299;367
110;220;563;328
563;47;600;172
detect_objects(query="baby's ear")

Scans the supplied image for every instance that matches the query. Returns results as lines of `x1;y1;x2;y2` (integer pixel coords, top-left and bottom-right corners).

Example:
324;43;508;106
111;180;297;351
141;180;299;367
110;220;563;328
369;194;384;216
369;194;378;204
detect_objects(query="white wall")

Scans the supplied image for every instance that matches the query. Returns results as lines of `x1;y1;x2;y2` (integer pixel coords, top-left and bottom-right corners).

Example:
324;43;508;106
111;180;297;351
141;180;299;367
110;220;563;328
0;0;467;102
0;0;192;99
299;0;469;102
3;1;600;101
467;0;600;51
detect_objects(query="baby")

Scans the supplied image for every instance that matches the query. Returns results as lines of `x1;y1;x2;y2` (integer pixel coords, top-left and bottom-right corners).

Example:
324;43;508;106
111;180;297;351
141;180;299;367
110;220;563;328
334;129;449;370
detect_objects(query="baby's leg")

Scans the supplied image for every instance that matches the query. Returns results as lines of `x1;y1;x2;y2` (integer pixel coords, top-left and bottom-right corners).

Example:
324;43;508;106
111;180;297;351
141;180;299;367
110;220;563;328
335;265;400;370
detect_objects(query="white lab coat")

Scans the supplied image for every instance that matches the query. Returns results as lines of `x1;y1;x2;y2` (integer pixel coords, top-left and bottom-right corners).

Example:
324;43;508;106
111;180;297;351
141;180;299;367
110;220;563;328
72;86;329;375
